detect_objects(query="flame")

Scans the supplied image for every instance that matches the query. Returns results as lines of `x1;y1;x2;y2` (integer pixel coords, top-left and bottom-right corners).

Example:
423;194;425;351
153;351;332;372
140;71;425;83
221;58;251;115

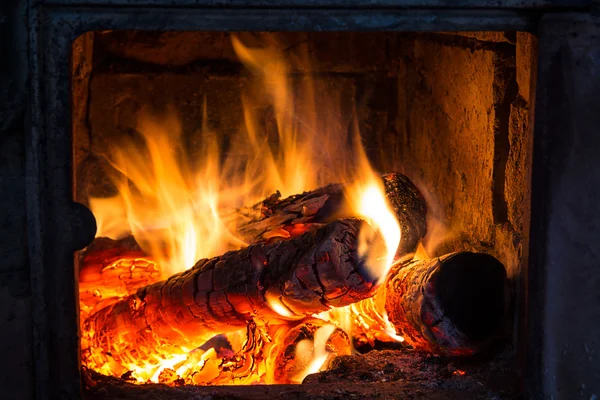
293;324;337;383
82;34;402;385
315;288;405;348
89;109;251;276
352;183;401;283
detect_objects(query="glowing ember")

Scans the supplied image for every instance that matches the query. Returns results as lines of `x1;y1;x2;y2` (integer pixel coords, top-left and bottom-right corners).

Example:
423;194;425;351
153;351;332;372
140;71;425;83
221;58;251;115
80;34;402;386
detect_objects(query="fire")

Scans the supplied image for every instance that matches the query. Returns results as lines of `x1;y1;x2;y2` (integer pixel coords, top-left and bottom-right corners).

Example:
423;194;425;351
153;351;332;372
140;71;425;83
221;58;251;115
314;286;406;348
292;324;337;383
89;110;250;276
353;184;401;283
81;34;401;385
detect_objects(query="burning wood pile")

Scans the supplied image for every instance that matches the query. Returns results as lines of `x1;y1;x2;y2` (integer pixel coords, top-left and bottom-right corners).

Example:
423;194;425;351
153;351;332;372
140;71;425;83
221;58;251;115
80;172;510;386
78;35;510;387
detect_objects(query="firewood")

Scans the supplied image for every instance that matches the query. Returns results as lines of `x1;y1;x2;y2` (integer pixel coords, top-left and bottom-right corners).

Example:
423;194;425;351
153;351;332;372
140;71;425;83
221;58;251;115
232;172;427;257
78;237;161;322
382;252;510;356
83;218;387;369
79;237;157;290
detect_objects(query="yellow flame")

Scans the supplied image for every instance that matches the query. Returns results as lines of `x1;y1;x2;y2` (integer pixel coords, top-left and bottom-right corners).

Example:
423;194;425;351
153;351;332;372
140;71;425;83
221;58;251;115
413;242;431;262
382;311;405;342
353;184;401;283
84;34;402;384
293;324;337;383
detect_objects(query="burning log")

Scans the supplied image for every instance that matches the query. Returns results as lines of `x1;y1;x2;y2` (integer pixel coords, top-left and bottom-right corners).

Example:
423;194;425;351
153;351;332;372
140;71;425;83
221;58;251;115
382;252;510;356
234;172;427;257
78;237;161;322
83;218;387;368
78;237;158;290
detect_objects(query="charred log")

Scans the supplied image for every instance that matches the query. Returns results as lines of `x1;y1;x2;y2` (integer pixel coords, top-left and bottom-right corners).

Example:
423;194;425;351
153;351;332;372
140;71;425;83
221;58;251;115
383;252;510;356
83;218;387;367
234;172;427;257
380;172;428;257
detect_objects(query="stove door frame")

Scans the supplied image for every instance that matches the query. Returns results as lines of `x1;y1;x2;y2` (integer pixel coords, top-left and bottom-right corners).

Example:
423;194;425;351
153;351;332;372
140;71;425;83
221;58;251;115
25;2;596;399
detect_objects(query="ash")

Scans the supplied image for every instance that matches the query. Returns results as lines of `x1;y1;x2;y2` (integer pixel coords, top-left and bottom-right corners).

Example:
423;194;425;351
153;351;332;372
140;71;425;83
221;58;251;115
83;343;518;400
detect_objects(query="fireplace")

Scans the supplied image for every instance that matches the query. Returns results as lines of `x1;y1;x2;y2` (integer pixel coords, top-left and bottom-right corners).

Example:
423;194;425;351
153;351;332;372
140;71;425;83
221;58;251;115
72;29;532;396
3;1;600;400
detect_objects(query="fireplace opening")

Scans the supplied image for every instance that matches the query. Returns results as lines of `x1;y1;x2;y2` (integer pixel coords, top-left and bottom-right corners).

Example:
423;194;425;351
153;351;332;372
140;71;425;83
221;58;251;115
72;31;536;398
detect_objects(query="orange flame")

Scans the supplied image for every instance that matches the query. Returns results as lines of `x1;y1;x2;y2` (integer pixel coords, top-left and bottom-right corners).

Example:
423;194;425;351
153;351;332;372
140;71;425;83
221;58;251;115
83;34;401;385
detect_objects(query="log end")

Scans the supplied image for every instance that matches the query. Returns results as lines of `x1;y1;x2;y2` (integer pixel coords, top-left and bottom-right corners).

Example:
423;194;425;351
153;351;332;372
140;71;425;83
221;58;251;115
434;252;509;346
385;252;510;356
